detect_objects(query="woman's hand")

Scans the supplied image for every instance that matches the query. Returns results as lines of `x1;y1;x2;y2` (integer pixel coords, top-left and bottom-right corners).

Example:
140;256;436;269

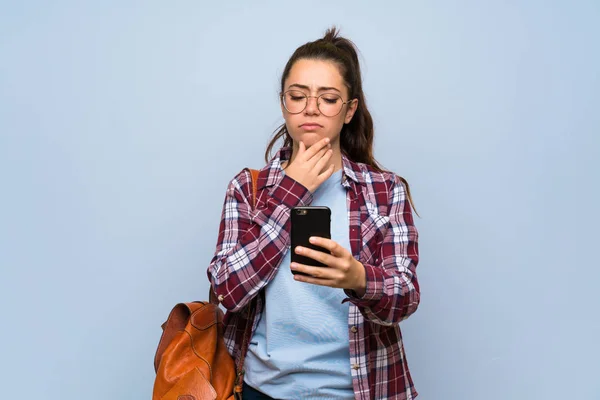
283;138;334;193
291;236;367;296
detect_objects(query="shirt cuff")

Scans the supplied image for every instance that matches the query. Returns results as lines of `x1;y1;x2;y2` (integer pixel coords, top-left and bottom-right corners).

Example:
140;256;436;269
268;174;313;208
343;263;385;306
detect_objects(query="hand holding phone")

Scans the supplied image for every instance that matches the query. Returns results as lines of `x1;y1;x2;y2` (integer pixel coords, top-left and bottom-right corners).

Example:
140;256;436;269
290;206;331;275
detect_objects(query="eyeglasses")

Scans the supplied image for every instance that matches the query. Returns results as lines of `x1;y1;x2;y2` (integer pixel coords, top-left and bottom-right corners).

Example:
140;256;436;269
281;90;353;117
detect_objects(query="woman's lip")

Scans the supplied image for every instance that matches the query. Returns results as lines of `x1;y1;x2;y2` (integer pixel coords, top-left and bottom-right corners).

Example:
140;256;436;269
300;123;322;129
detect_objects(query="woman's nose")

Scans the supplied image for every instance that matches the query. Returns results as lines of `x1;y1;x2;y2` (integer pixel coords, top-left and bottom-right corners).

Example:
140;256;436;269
304;96;320;115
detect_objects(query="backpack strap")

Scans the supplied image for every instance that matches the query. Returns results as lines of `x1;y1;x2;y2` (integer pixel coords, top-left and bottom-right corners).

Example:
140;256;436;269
249;168;260;209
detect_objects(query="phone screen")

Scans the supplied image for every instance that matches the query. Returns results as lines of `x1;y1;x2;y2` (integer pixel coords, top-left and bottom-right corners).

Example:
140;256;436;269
290;206;331;275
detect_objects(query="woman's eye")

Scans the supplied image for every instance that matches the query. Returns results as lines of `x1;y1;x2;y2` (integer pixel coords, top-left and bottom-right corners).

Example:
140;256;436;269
290;96;305;101
322;97;339;104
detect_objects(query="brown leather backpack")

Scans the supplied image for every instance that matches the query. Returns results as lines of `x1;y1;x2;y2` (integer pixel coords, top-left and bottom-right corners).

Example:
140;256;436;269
152;169;259;400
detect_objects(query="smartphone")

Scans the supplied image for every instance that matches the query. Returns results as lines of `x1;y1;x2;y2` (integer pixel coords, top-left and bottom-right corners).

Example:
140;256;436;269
290;206;331;275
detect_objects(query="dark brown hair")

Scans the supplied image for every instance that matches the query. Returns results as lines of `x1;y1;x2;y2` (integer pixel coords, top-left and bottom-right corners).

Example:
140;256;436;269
265;26;418;215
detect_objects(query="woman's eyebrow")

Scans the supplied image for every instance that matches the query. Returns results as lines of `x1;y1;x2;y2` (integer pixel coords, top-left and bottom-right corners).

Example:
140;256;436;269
287;83;341;93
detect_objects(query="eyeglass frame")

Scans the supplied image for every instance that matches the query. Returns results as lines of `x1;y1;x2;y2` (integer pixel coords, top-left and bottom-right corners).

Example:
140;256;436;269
280;89;356;117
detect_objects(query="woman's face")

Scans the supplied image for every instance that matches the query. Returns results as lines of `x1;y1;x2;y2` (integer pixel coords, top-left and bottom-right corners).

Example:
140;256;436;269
281;59;357;149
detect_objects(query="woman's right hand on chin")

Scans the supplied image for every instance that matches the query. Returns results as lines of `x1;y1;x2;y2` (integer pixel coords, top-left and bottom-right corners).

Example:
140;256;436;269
283;138;334;193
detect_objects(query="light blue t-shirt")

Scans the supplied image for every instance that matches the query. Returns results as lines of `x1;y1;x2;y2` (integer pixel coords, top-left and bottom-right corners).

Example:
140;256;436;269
243;169;354;399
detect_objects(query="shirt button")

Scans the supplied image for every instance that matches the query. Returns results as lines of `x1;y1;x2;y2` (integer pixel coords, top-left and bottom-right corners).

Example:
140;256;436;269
352;364;359;370
217;295;224;302
351;326;358;333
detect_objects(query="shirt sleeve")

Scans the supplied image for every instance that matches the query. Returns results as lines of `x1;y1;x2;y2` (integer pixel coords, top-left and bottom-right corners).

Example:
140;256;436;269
207;169;313;312
344;174;420;325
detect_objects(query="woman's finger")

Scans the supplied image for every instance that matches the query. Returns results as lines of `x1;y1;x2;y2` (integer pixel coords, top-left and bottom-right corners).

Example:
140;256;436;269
306;146;330;168
294;273;337;287
308;237;346;257
313;163;335;186
294;245;336;267
312;148;333;172
290;262;335;279
302;138;330;162
297;140;305;156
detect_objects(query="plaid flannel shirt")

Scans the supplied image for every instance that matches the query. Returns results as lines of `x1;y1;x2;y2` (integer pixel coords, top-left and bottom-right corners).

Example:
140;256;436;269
207;146;420;400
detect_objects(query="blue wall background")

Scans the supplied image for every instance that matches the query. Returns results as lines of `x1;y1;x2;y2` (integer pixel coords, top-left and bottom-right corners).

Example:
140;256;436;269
1;1;598;399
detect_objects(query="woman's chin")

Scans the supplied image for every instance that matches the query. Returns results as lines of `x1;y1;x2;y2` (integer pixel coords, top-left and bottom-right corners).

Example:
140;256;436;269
296;132;324;147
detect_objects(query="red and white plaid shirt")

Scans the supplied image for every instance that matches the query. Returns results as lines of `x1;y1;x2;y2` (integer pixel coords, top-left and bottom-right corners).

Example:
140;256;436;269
208;146;420;400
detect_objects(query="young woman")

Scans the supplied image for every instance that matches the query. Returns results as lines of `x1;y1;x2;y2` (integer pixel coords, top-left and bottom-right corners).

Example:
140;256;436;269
208;27;420;400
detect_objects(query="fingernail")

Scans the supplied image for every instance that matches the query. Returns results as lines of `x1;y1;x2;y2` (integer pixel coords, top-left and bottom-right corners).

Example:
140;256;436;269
309;237;317;244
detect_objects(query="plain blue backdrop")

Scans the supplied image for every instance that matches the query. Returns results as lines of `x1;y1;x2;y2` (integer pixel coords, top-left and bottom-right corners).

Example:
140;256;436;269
1;1;598;399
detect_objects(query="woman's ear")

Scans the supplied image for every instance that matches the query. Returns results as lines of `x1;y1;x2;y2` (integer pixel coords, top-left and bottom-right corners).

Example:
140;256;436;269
344;99;359;124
